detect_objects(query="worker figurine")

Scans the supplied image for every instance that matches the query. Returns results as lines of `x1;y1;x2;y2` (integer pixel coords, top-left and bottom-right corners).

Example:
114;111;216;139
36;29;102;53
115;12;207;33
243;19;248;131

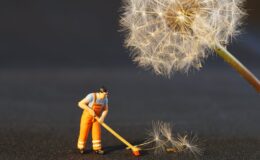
77;86;109;154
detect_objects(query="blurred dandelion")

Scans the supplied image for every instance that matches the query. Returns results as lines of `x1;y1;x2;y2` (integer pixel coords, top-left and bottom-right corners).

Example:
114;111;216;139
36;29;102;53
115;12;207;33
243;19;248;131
120;0;260;92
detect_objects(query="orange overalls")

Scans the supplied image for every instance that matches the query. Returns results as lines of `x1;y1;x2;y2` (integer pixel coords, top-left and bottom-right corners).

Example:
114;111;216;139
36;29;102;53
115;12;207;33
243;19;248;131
77;93;105;151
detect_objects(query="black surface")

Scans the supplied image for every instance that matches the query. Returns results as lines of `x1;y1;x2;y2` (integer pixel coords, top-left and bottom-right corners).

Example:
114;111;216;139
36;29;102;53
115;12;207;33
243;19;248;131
0;0;260;68
0;67;259;160
0;0;260;159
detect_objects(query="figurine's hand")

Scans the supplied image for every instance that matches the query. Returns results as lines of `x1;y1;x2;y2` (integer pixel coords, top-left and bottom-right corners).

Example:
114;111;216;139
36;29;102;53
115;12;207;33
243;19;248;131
97;117;104;123
89;109;96;117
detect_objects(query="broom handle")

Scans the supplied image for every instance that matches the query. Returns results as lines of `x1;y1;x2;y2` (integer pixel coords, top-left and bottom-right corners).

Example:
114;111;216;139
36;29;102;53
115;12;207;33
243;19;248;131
94;117;136;150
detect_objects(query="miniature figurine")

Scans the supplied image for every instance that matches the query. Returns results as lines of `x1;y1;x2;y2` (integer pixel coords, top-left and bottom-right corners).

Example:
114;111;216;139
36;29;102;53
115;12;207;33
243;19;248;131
77;86;109;154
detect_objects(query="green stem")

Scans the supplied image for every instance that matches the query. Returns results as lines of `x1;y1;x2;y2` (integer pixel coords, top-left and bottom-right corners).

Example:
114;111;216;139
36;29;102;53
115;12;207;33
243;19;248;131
214;44;260;93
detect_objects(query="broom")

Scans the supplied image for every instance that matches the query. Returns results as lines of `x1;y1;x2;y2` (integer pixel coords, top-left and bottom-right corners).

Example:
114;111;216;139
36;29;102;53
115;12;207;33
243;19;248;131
95;117;140;156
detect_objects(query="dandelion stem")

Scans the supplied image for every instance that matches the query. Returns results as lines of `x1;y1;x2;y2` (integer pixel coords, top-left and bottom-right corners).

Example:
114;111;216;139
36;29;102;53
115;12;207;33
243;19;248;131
141;140;170;151
214;43;260;93
134;140;156;147
126;140;155;150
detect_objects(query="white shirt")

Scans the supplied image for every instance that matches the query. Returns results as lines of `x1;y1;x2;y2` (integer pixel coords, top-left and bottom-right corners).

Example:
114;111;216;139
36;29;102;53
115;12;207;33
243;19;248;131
85;93;108;108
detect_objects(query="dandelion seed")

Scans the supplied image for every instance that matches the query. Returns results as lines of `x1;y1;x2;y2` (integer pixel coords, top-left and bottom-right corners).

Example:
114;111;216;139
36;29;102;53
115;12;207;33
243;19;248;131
175;134;204;157
135;121;203;158
150;121;168;154
160;122;173;142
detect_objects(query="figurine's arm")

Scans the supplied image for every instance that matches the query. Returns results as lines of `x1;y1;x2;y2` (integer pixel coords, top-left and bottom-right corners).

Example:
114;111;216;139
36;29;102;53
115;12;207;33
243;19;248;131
98;105;108;123
78;97;95;116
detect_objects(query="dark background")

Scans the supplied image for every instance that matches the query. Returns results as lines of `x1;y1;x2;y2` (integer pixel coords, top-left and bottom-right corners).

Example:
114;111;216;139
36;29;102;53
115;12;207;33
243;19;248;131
0;0;260;68
0;0;259;160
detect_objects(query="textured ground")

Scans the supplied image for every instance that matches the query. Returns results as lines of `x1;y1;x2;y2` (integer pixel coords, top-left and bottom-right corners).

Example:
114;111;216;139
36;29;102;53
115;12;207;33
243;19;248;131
0;67;259;160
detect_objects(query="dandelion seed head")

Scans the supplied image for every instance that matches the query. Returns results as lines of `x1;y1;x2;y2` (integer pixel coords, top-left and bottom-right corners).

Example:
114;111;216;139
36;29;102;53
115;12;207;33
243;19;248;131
120;0;246;76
